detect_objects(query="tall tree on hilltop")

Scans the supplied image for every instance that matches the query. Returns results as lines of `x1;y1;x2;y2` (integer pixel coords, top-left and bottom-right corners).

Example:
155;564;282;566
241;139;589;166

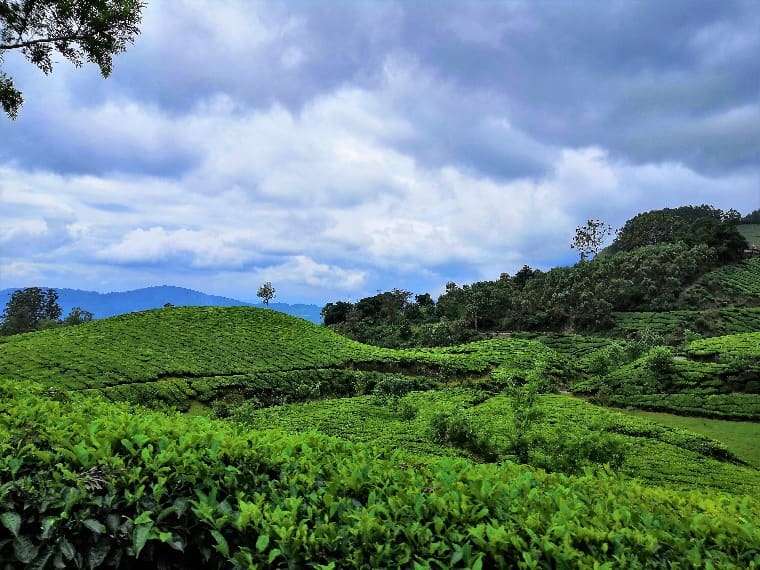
0;0;145;118
570;219;613;261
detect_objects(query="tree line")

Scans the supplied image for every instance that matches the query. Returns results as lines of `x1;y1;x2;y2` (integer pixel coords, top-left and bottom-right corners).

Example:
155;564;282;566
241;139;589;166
0;287;93;335
323;205;750;347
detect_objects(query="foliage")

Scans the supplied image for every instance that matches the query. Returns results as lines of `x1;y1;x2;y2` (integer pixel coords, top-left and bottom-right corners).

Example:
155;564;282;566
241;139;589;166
627;410;760;468
0;0;144;118
742;209;760;224
2;384;759;568
64;306;94;326
326;242;717;344
696;257;760;300
610;205;747;262
603;393;760;422
612;307;760;341
644;346;675;376
570;218;613;261
256;282;276;305
739;223;760;247
1;287;61;335
234;390;760;495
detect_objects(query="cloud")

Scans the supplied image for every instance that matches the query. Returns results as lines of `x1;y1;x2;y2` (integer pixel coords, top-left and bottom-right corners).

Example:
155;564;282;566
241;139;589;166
100;227;259;269
0;1;758;302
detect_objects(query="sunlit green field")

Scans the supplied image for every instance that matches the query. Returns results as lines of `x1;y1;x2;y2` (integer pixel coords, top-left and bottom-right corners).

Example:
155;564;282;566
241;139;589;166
626;409;760;468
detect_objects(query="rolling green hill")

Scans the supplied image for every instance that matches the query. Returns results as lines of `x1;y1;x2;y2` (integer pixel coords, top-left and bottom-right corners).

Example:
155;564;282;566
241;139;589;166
0;306;560;408
1;306;759;567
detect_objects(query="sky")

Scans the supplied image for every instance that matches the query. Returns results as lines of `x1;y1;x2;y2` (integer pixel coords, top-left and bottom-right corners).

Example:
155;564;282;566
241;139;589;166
1;0;759;304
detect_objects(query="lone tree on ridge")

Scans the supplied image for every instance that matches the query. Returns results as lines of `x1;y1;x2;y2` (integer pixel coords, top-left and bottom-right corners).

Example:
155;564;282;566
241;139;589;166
257;282;276;306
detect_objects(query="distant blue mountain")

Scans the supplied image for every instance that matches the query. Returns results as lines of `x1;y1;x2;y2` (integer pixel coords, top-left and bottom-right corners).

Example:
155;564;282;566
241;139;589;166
0;285;322;323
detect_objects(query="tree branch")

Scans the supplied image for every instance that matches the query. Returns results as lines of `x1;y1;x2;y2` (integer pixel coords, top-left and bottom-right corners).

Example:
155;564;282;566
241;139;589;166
0;33;88;51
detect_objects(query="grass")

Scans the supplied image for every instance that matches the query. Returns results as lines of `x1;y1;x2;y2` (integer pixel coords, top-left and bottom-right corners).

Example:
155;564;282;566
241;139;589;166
625;409;760;468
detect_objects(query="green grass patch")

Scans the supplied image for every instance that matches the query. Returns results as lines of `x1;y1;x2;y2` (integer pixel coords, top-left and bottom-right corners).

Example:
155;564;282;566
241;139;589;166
625;409;760;468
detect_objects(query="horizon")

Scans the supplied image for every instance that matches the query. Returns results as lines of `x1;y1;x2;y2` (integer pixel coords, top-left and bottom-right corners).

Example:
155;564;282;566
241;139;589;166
2;1;759;304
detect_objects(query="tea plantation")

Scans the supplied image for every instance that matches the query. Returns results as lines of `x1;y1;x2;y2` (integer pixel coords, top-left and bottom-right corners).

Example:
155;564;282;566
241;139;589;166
1;306;759;567
0;307;561;409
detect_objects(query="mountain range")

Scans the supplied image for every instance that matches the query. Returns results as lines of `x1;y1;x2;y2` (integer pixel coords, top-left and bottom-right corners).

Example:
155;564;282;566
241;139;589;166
0;285;322;323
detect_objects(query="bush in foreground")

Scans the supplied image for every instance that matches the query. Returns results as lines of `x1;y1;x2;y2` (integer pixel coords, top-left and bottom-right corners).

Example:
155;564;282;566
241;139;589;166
1;383;759;569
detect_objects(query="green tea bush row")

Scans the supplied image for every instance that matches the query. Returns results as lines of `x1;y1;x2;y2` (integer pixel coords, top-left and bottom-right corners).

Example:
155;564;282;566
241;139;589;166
612;307;760;340
604;393;760;421
0;307;561;404
2;383;759;568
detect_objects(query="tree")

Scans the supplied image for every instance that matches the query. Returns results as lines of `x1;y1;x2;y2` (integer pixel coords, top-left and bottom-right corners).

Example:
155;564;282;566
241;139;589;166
63;306;93;325
1;287;61;334
0;0;145;118
742;209;760;224
321;301;352;325
570;219;613;261
257;282;276;305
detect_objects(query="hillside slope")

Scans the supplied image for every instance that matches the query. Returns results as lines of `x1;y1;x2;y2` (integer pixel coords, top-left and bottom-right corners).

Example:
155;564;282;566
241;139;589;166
739;223;760;246
0;306;559;407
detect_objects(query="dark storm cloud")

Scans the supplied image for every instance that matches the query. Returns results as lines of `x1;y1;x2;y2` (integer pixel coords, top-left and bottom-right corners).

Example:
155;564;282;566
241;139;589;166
1;0;758;301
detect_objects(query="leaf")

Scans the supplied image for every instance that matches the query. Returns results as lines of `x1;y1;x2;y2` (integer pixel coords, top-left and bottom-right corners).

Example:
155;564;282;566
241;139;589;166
83;519;106;535
256;533;269;553
0;512;21;537
133;511;153;525
87;542;110;569
132;524;153;558
59;538;76;560
14;536;39;564
267;548;282;564
210;530;229;557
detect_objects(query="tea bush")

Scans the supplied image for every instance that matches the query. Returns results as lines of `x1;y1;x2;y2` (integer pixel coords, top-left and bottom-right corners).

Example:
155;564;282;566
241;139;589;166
3;383;759;568
0;307;563;409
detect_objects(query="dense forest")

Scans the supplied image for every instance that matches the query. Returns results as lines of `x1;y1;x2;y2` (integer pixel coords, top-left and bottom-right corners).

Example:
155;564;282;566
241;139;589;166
323;206;754;347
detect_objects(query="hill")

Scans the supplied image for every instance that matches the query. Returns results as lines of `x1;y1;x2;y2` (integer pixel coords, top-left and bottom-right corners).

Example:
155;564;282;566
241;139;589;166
0;306;558;408
2;307;759;566
0;285;322;323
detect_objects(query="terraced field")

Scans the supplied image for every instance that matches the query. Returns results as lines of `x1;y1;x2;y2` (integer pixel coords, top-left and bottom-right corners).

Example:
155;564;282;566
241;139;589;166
233;391;760;495
612;307;760;339
577;332;760;419
0;306;560;408
699;257;760;299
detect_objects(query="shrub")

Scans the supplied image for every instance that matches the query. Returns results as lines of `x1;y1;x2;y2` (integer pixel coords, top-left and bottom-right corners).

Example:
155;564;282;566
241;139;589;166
645;346;675;376
3;386;759;568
